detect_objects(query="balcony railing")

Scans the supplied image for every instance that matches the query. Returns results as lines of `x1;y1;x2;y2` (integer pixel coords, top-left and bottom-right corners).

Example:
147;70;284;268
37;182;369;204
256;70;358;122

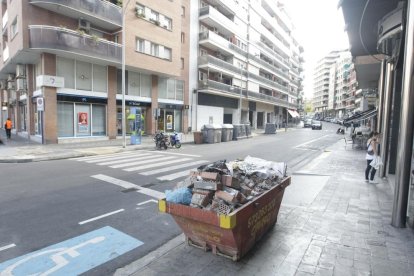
257;41;290;68
249;73;289;94
29;25;121;63
199;6;237;35
198;55;248;77
199;31;247;57
29;0;121;28
248;53;289;80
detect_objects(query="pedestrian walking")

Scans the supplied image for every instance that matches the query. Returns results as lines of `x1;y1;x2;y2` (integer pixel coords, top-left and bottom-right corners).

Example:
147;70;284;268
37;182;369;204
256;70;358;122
365;131;379;183
5;117;12;139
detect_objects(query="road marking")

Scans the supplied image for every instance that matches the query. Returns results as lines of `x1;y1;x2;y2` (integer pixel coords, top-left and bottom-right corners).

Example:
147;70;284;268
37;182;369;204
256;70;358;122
294;134;331;149
140;150;201;157
74;151;138;162
85;152;150;163
78;209;125;225
0;227;143;276
157;169;197;181
137;199;158;206
301;151;332;171
123;157;192;172
110;155;176;169
91;174;164;199
0;244;16;252
140;160;208;176
97;154;160;166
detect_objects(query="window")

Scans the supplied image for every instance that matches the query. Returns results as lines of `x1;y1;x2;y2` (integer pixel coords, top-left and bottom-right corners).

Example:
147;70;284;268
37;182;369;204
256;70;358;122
181;32;185;43
176;80;184;100
92;105;106;136
181;58;185;69
11;17;17;38
57;57;75;89
93;64;107;92
181;6;185;17
136;38;145;52
150;10;159;21
163;17;172;30
57;102;74;137
163;47;171;60
136;3;145;16
128;71;140;96
76;61;92;91
150;42;159;56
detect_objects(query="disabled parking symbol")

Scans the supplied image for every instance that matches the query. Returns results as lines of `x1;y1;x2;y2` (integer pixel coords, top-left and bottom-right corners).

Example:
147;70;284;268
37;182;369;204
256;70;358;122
0;226;143;276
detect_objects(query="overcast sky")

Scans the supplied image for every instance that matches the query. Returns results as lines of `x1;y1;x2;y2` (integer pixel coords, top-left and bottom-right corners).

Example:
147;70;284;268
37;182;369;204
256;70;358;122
281;0;350;99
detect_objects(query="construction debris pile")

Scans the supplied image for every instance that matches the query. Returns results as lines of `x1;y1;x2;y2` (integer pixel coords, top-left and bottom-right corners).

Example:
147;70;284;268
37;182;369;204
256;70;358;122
165;156;287;215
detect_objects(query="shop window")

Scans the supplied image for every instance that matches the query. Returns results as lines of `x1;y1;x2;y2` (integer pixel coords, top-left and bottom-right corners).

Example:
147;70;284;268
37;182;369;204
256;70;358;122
58;102;74;137
76;61;92;91
140;74;151;97
158;77;168;99
93;64;107;92
167;79;175;99
75;104;91;136
128;71;140;96
92;105;106;136
57;57;75;89
176;80;184;100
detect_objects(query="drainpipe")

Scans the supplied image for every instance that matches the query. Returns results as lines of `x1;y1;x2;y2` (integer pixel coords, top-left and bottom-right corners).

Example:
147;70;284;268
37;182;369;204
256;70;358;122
380;61;394;178
392;0;414;228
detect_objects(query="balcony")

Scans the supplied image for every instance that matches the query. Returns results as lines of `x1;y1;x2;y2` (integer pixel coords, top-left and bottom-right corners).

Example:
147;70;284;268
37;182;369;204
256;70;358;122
249;73;289;94
2;10;8;30
199;31;246;57
259;24;290;56
198;55;248;78
248;53;289;81
29;25;121;64
29;0;122;30
3;45;9;62
199;6;238;37
257;41;290;69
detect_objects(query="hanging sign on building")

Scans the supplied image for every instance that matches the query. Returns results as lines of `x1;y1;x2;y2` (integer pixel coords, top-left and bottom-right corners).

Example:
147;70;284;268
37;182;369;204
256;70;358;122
36;75;64;88
37;97;44;111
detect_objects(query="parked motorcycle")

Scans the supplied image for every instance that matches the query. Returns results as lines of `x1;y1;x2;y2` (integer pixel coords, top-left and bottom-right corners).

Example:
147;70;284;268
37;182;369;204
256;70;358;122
154;132;169;150
169;132;182;148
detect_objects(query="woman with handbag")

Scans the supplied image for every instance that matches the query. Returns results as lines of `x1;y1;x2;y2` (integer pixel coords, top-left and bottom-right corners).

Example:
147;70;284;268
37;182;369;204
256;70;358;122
365;131;379;183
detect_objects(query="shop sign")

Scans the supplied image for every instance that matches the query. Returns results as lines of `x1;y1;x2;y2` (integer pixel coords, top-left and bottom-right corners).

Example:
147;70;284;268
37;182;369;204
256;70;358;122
37;97;44;111
36;75;64;88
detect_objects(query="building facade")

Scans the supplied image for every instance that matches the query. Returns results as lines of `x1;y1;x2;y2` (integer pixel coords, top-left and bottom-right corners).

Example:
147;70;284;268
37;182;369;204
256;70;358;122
190;0;304;130
0;0;190;144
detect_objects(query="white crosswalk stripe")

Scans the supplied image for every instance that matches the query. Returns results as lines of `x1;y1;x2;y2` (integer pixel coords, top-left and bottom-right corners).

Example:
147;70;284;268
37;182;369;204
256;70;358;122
157;169;197;181
97;154;162;166
77;151;210;182
141;160;208;176
123;157;192;172
110;155;176;169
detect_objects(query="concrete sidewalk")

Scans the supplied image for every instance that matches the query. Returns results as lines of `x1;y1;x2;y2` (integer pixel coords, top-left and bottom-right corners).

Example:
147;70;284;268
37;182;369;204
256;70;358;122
115;141;414;276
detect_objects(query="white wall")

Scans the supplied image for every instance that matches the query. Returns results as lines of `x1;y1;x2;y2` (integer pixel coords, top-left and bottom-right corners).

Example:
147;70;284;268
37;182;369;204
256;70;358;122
189;0;200;132
197;105;223;130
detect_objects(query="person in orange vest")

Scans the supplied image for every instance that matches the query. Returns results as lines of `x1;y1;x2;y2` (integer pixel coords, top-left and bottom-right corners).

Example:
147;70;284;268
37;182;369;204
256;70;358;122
5;117;12;139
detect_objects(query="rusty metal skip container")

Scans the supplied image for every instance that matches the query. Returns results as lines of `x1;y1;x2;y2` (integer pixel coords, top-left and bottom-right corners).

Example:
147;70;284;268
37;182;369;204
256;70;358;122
159;176;290;261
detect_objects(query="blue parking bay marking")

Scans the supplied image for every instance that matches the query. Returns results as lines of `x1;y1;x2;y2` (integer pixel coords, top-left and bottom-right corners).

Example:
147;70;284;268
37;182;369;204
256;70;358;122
0;226;143;276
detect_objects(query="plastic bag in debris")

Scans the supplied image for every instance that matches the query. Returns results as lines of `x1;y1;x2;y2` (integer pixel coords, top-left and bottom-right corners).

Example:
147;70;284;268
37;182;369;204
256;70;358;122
230;156;287;178
165;187;192;205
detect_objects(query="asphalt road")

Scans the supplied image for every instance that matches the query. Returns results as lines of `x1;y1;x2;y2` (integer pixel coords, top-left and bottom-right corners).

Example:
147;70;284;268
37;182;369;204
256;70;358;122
0;122;343;275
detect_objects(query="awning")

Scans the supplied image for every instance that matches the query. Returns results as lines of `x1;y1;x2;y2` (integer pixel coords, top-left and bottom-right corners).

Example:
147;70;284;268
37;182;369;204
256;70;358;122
287;109;299;118
344;108;377;123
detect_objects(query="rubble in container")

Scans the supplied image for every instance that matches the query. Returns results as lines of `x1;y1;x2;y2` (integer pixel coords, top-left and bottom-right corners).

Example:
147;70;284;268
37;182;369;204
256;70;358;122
166;156;288;214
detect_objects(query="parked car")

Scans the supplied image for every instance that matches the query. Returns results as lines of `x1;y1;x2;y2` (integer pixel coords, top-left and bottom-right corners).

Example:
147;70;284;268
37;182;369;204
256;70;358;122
324;117;332;122
331;118;338;124
311;120;322;130
304;119;313;128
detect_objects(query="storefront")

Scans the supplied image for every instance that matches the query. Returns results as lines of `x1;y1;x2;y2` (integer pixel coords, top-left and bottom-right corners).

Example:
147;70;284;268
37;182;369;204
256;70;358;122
157;104;183;132
116;100;150;135
56;95;107;138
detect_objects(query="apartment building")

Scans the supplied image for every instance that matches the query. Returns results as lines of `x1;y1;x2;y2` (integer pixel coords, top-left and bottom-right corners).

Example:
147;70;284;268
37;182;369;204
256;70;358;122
191;0;304;130
0;0;190;144
313;50;357;119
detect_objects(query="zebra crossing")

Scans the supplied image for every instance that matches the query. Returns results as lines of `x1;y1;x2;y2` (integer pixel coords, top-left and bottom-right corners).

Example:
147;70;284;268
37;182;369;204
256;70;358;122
73;150;209;181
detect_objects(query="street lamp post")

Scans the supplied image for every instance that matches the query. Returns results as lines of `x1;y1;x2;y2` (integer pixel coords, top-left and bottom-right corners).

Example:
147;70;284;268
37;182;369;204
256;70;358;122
122;0;131;148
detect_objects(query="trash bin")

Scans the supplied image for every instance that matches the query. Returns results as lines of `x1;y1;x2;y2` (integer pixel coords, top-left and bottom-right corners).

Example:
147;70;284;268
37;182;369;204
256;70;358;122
159;176;291;261
232;124;246;140
265;123;277;134
221;124;234;142
202;124;222;144
193;131;203;144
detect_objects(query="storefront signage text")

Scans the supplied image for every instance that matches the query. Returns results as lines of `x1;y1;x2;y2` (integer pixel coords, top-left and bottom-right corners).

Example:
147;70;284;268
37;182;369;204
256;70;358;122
36;75;64;88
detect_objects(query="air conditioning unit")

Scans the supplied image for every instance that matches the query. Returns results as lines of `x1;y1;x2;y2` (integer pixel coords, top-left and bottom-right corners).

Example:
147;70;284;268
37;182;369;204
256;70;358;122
16;79;27;91
7;74;14;82
7;81;15;90
16;64;26;79
377;1;404;56
78;19;91;33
